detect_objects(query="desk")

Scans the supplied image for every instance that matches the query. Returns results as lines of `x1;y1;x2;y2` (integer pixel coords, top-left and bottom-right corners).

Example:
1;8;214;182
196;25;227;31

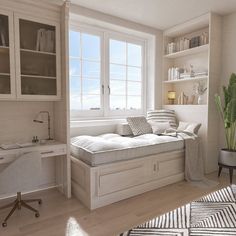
0;142;67;199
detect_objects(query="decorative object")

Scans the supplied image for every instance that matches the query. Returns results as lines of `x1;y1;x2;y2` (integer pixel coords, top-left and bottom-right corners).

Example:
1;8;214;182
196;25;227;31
215;73;236;173
193;81;207;104
33;111;52;140
167;91;176;104
189;95;195;104
120;186;236;236
177;92;188;105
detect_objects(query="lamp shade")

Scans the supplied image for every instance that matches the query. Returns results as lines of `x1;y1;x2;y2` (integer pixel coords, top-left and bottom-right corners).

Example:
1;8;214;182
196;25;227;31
168;91;176;100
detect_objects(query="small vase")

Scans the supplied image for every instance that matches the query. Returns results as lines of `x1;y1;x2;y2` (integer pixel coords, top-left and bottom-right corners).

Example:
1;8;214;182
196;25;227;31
197;95;203;105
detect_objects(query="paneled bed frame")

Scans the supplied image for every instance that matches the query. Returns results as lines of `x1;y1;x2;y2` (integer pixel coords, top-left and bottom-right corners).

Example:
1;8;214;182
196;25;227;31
71;147;184;210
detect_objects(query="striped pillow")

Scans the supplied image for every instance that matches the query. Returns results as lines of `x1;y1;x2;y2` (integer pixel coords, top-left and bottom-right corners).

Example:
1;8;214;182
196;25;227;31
127;116;152;136
147;109;177;129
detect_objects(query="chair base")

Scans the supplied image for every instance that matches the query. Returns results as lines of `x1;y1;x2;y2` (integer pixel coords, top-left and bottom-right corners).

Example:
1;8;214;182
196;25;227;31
0;192;42;227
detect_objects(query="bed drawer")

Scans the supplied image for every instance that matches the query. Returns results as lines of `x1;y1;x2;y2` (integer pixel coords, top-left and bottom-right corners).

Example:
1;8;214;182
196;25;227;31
152;151;184;179
97;159;150;196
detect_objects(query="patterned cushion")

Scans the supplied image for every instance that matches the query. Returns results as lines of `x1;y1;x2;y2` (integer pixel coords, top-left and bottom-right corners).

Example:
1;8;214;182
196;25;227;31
127;116;152;136
147;109;177;129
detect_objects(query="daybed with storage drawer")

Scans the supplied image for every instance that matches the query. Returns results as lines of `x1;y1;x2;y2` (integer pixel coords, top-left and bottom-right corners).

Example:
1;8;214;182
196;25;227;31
71;133;185;210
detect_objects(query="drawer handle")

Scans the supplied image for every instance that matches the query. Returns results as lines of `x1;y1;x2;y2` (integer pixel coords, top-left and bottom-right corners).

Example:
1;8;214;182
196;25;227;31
0;157;4;160
41;151;54;155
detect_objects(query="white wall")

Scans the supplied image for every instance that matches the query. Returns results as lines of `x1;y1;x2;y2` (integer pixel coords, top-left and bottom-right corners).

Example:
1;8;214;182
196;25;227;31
220;12;236;149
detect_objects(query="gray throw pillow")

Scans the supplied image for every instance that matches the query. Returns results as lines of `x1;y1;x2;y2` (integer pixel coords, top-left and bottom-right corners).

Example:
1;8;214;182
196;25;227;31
127;116;152;136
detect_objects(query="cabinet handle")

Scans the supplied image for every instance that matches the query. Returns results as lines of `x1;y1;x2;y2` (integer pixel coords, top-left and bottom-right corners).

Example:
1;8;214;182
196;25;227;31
0;157;4;160
41;151;54;155
153;164;156;172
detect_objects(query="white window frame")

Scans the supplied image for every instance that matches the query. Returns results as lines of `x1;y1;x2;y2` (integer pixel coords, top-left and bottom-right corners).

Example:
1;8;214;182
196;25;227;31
69;22;147;120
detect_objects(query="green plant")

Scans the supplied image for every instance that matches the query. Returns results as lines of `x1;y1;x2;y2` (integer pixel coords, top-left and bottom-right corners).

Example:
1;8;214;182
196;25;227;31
215;73;236;151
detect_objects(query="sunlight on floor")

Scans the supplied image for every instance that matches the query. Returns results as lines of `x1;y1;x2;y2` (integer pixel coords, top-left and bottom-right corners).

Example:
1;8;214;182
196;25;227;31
66;217;89;236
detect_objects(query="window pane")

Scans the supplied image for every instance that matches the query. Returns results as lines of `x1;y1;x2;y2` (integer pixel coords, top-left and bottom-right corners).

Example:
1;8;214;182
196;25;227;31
82;33;100;61
128;82;141;96
127;96;141;110
110;80;126;95
110;64;126;80
127;67;141;81
110;39;126;64
110;95;126;110
69;31;80;58
82;95;100;110
70;59;81;76
82;61;100;78
82;79;100;95
70;94;81;111
70;76;81;93
128;43;142;66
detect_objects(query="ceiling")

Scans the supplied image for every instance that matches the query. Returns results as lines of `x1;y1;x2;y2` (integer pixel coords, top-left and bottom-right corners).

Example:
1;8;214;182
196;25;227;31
68;0;236;29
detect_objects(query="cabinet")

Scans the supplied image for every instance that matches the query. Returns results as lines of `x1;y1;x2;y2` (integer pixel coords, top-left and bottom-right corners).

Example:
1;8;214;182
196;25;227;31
0;9;15;100
0;12;61;101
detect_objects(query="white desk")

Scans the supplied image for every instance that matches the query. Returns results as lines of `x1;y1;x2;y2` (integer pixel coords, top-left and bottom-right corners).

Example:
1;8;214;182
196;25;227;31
0;142;68;199
0;142;66;164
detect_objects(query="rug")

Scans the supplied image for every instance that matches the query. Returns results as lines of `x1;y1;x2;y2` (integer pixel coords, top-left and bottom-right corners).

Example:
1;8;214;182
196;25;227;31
120;185;236;236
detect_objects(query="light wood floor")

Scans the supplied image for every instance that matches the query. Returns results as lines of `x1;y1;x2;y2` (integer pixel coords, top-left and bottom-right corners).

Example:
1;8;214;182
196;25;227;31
0;172;233;236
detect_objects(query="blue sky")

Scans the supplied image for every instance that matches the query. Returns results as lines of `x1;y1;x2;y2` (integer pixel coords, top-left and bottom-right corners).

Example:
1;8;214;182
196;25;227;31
69;30;142;111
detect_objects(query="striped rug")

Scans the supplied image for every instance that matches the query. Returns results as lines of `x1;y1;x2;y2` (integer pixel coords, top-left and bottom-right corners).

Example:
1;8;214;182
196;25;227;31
120;185;236;236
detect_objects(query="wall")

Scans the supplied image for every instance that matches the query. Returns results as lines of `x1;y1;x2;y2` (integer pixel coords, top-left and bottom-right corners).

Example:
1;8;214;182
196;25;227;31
220;12;236;149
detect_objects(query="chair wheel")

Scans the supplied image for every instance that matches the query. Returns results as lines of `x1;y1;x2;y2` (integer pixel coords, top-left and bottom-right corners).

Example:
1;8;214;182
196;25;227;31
35;212;40;218
38;200;42;205
2;222;7;227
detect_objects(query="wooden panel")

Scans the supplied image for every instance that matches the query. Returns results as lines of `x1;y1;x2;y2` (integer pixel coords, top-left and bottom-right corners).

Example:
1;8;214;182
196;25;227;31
98;160;149;196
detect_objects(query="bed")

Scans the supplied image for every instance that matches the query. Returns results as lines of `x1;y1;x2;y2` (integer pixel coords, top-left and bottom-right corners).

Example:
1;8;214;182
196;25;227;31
71;132;185;210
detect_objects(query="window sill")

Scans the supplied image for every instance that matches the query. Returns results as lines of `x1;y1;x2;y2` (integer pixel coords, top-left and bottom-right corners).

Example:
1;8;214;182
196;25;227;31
70;117;127;128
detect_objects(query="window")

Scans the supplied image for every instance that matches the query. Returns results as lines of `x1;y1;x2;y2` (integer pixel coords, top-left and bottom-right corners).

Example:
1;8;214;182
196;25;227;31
69;27;145;119
69;30;102;115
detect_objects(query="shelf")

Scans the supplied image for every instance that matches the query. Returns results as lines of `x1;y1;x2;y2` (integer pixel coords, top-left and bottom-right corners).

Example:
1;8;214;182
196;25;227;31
163;104;207;107
0;46;9;53
163;76;208;84
20;48;56;56
164;44;209;59
0;73;10;76
21;74;56;79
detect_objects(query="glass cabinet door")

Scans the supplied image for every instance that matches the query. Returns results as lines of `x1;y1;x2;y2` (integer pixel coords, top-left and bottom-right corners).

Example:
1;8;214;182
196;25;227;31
15;15;60;100
0;11;15;99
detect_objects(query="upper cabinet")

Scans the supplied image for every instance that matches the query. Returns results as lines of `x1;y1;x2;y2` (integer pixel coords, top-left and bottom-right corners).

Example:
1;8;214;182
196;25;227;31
0;10;15;100
0;11;61;101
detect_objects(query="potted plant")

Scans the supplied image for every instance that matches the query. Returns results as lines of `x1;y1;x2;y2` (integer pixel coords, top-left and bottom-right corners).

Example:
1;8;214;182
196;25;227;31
215;73;236;166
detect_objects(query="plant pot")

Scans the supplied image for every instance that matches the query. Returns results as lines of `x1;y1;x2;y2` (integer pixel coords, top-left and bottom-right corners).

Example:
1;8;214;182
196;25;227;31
219;149;236;166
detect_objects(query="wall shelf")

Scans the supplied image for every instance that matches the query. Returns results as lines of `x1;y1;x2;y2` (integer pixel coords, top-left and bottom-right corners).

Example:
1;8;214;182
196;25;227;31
21;74;56;79
163;75;208;84
20;48;56;56
163;44;209;59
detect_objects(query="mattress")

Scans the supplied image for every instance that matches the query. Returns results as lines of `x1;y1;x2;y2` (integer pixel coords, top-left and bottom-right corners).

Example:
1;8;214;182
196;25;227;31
71;133;184;166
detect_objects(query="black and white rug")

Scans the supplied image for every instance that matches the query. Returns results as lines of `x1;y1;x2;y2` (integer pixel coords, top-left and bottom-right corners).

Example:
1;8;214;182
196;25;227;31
120;185;236;236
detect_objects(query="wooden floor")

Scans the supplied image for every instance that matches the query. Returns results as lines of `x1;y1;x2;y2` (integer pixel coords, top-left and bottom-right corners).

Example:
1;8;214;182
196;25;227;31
0;172;233;236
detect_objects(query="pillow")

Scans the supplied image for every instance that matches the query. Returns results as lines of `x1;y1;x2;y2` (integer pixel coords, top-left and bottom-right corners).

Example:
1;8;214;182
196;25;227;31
148;121;171;135
127;116;152;136
147;109;177;129
177;121;201;135
116;123;133;136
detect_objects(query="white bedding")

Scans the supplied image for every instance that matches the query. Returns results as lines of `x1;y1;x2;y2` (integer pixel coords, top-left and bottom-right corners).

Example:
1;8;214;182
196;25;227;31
71;133;184;166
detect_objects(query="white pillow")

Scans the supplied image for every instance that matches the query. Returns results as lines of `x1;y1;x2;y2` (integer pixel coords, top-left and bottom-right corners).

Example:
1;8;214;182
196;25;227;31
177;121;201;135
116;123;133;136
149;121;171;135
127;116;152;136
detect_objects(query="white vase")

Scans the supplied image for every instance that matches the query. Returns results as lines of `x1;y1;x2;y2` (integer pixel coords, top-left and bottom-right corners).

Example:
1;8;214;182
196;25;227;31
198;95;204;105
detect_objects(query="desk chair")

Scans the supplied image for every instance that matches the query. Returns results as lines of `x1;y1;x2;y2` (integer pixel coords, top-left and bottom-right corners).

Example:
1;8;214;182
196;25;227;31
0;152;42;227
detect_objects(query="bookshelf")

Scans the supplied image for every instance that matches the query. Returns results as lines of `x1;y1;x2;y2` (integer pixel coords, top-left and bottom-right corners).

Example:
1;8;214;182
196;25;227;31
162;13;222;173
